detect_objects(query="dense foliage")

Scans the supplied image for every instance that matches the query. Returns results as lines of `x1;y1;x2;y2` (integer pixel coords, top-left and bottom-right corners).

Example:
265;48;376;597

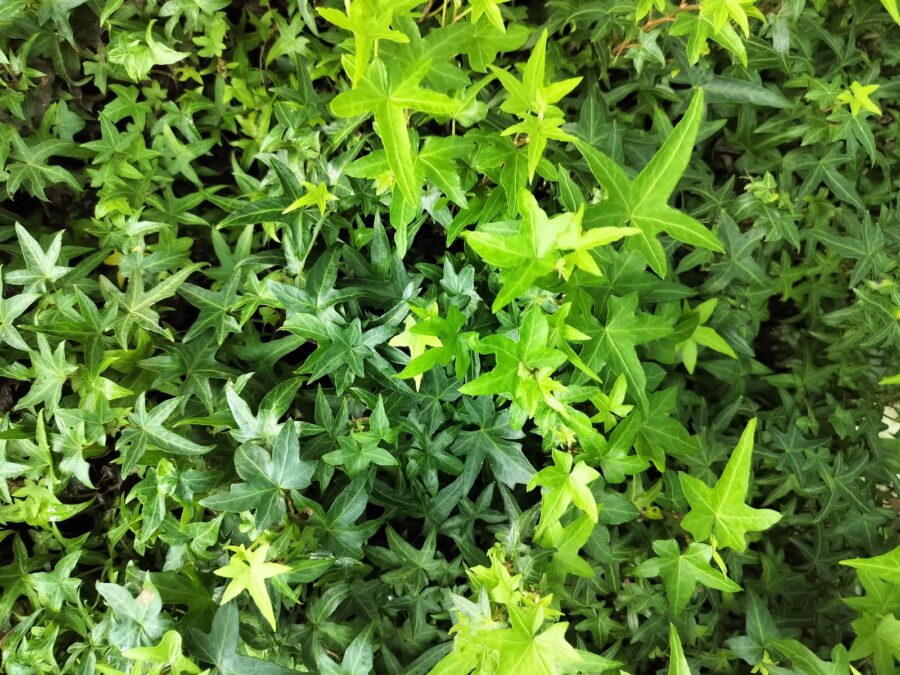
1;0;899;673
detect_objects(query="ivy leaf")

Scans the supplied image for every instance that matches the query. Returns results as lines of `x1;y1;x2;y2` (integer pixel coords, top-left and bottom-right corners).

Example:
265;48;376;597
539;515;596;578
668;624;694;675
579;293;672;409
479;602;616;675
99;263;205;344
460;306;568;419
15;336;77;416
768;639;854;675
463;20;529;72
331;59;460;205
283;181;338;216
188;603;297;674
200;423;314;530
700;0;765;37
501;113;577;180
395;305;476;383
122;630;200;675
299;477;379;558
841;546;900;586
28;551;81;613
0;267;38;351
323;395;399;476
848;613;900;675
679;419;781;552
7;224;71;292
577;90;723;276
390;315;443;390
108;21;189;81
317;0;410;84
634;539;742;613
465;190;633;310
4;136;80;200
319;625;375;675
836;81;882;117
527;448;600;537
454;397;533;488
96;582;170;649
470;0;509;32
117;394;214;475
214;541;291;630
489;30;582;119
178;272;244;345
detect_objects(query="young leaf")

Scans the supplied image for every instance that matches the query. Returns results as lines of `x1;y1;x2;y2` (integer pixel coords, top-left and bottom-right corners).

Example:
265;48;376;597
331;60;460;205
841;546;900;586
679;419;781;552
527;448;600;537
214;541;291;630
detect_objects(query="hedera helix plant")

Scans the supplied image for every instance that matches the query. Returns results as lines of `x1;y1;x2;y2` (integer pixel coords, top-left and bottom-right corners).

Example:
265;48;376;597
0;0;898;673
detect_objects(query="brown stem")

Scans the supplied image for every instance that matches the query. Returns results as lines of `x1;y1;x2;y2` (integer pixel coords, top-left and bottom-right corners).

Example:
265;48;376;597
613;3;700;57
418;0;435;23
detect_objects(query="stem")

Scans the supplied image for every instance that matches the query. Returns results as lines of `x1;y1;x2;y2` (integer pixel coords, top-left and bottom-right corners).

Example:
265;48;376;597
418;0;435;23
644;2;699;31
453;7;472;23
613;3;701;57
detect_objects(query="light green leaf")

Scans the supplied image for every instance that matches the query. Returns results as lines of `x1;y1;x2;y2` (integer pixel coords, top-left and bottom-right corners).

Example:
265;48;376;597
679;418;781;552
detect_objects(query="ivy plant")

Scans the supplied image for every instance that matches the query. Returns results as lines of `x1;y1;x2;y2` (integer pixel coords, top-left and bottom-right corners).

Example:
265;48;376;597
0;0;898;674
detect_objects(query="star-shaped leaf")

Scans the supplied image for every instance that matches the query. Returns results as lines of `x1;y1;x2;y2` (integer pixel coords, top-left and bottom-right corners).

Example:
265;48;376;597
188;603;297;674
214;541;291;629
848;613;900;675
331;59;460;204
479;602;617;675
200;423;314;530
836;81;882;117
527;448;600;537
6;223;71;292
470;0;508;32
465;189;634;310
4;136;80;201
454;397;533;488
178;272;244;345
579;293;672;409
576;90;723;277
489;30;582;119
122;630;201;675
634;539;741;613
117;393;214;474
99;263;204;345
27;550;81;613
317;0;410;84
16;335;77;416
459;306;569;419
841;546;900;586
0;267;39;351
390;314;443;390
679;418;781;552
283;181;338;216
323;395;399;476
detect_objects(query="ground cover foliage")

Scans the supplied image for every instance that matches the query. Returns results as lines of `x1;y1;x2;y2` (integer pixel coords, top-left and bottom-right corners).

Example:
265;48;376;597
0;0;899;672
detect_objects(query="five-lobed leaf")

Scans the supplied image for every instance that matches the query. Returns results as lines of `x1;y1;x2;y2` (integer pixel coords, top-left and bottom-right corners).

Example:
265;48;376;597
577;90;723;277
679;419;781;552
214;541;291;630
634;539;742;613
